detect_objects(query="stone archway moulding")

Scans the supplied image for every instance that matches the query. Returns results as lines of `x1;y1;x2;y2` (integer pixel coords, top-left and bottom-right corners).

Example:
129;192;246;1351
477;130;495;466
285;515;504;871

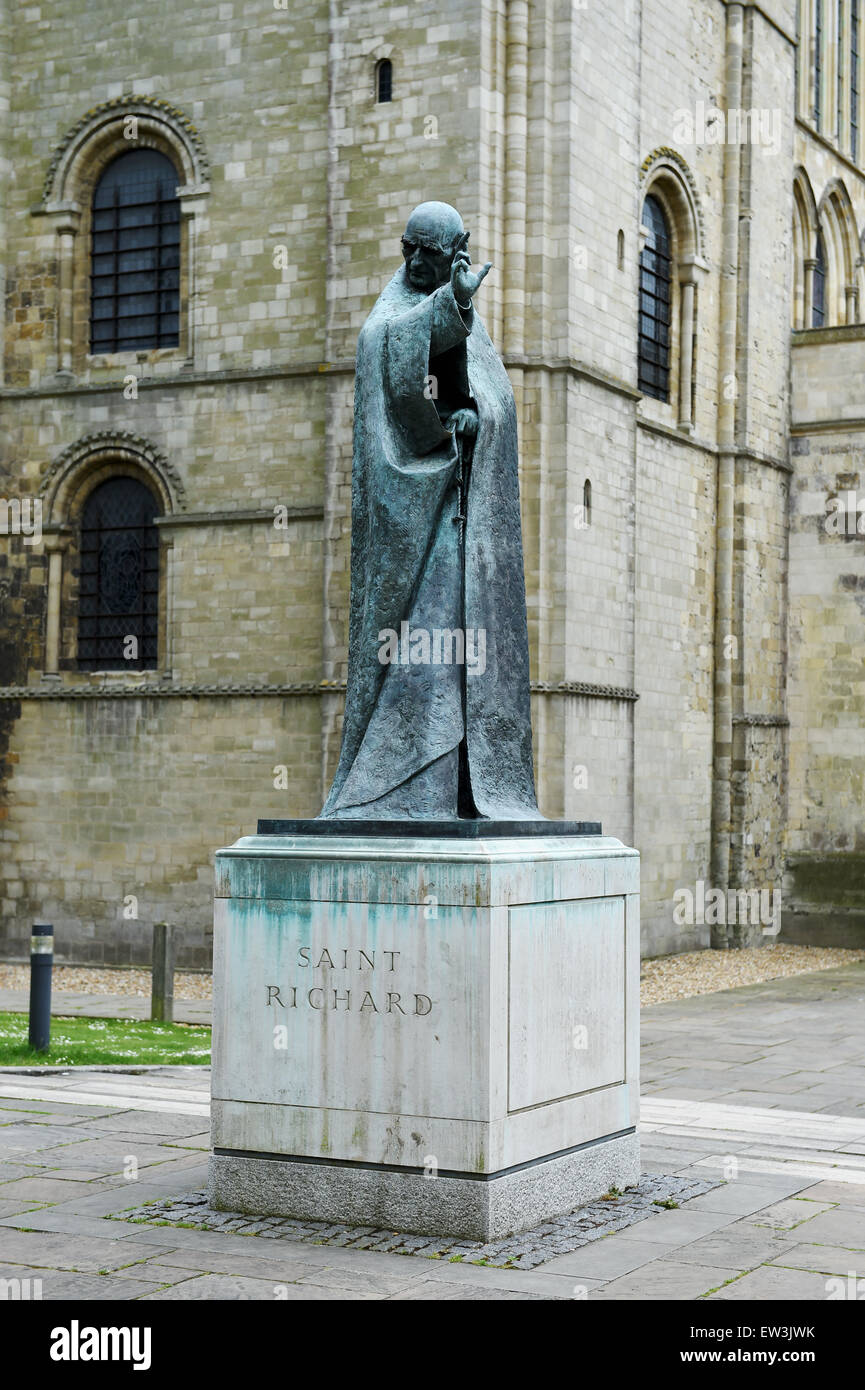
39;429;187;526
40;96;209;210
639;146;706;262
36;98;209;374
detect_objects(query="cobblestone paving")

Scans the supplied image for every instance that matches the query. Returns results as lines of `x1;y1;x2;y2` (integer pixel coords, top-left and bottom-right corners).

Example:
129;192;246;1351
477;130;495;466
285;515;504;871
118;1173;720;1269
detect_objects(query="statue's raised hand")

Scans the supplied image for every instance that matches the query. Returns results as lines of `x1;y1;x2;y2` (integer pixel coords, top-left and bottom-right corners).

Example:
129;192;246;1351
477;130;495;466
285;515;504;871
451;232;491;306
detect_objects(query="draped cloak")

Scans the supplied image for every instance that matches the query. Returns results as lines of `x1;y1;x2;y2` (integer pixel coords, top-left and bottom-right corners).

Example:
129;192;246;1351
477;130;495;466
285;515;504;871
319;265;542;821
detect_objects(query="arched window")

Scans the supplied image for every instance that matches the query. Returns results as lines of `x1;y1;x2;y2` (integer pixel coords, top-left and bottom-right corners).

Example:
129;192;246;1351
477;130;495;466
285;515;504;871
638;194;673;401
583;479;592;526
78;477;160;670
376;59;393;103
617;228;625;270
812;228;827;326
90;149;180;354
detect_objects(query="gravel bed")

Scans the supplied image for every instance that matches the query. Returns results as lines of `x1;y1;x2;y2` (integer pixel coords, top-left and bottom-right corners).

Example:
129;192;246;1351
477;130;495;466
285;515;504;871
1;944;861;1009
0;964;213;1000
641;942;865;1006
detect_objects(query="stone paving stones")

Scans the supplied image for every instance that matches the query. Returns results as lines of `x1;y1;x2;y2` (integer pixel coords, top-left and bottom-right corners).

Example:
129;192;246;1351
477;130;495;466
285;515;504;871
593;1258;736;1301
766;1242;865;1276
1;969;862;1299
141;1274;382;1300
707;1265;840;1300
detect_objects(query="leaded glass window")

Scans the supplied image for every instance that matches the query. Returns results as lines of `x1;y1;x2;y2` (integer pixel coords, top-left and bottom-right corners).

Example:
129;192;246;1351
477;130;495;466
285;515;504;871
815;0;824;127
90;149;180;354
78;477;159;670
638;194;673;401
853;0;860;158
812;229;827;326
839;3;846;139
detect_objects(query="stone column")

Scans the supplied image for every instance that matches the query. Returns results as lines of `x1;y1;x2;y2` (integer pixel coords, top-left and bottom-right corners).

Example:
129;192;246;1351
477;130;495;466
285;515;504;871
677;255;709;432
803;257;817;328
710;1;744;941
43;535;71;677
178;189;208;368
845;283;858;325
678;280;695;430
53;210;80;379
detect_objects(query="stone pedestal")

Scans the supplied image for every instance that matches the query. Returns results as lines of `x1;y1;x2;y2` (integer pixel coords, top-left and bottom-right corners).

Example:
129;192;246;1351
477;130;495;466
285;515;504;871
208;832;640;1241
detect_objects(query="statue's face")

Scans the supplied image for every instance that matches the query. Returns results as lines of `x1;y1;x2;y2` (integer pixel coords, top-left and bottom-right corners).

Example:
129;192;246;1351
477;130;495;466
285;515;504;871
401;229;452;292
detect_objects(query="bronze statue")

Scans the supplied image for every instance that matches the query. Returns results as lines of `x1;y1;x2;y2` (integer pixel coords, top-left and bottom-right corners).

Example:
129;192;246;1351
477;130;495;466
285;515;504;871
320;201;542;822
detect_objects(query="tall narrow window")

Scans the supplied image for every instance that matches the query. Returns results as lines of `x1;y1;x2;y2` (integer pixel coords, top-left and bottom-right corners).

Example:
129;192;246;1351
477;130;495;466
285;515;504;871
839;2;846;139
815;0;824;127
638;194;673;401
376;59;392;103
583;479;592;526
853;0;860;157
90;149;180;354
78;477;160;670
812;229;827;326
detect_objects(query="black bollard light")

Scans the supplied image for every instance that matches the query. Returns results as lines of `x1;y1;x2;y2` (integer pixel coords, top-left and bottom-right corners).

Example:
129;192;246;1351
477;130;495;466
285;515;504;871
28;924;53;1053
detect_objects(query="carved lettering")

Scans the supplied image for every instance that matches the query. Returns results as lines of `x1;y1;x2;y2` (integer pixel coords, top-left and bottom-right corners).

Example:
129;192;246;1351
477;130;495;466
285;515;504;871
266;945;432;1016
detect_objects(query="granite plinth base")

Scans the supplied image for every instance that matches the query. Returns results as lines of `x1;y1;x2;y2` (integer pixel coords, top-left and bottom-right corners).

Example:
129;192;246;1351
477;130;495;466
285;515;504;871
208;1131;640;1242
257;818;602;837
209;832;640;1241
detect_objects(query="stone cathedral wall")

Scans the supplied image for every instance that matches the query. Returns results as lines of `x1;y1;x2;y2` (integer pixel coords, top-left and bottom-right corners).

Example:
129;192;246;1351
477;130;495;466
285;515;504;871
0;0;860;964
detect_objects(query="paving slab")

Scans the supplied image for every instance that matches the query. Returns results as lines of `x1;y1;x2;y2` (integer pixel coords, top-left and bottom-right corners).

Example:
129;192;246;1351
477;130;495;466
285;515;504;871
0;1176;127;1205
767;1243;865;1277
387;1279;559;1300
0;1230;177;1272
708;1264;840;1299
86;1111;212;1138
669;1228;798;1271
539;1236;676;1280
765;1208;865;1248
0;1199;45;1217
0;1123;95;1152
795;1179;865;1205
612;1209;735;1245
590;1258;734;1300
0;1209;164;1238
685;1178;818;1215
746;1197;836;1230
0;1264;161;1300
141;1273;382;1300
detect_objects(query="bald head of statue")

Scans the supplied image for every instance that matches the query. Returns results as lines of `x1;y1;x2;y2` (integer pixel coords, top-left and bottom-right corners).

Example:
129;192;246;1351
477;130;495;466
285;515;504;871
401;201;466;294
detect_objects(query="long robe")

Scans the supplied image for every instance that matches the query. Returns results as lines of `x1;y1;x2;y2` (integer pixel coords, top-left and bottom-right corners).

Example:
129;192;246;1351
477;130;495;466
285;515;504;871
319;265;542;821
